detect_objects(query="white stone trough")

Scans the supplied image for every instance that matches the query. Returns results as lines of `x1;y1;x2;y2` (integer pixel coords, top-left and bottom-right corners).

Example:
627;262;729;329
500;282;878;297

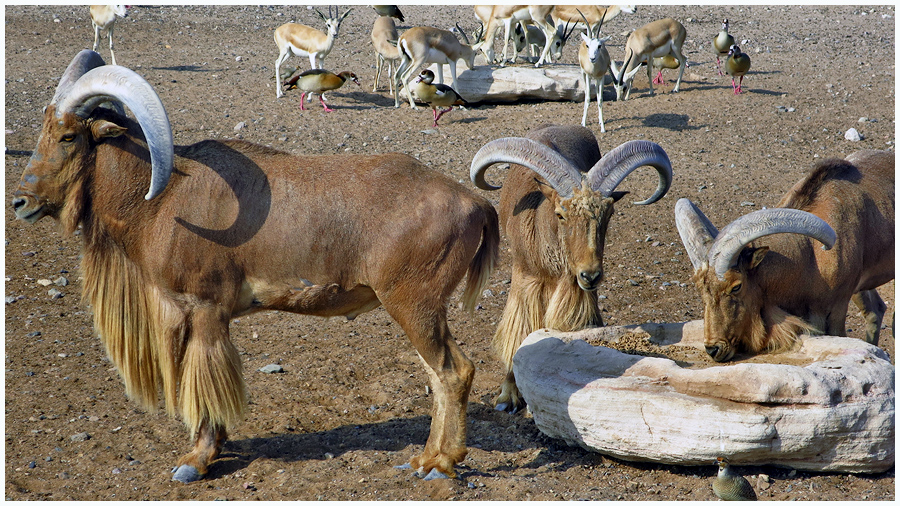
513;320;895;473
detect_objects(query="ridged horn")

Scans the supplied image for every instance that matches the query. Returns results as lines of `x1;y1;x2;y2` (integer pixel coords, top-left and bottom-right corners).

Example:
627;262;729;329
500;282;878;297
708;208;837;280
51;50;107;106
470;137;584;197
587;140;672;204
56;65;174;201
674;198;719;271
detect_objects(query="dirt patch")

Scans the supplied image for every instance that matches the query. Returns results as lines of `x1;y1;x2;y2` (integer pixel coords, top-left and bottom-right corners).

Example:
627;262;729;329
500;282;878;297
5;4;894;501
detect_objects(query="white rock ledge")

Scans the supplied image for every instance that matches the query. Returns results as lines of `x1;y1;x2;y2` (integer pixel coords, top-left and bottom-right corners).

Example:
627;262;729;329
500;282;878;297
428;61;598;103
513;320;895;473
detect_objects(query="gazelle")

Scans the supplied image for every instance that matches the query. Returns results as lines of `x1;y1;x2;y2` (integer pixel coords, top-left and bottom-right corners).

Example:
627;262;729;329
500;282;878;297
609;17;687;101
371;15;401;93
577;9;613;131
474;5;573;67
393;26;477;109
551;5;636;35
512;22;545;63
274;6;353;99
89;5;128;66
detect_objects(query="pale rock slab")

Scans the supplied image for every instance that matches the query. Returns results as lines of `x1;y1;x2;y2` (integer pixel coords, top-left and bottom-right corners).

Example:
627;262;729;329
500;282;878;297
427;62;608;103
513;320;894;473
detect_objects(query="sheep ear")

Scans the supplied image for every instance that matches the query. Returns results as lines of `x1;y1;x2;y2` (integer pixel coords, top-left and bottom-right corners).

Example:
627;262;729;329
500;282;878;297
535;177;558;201
92;119;127;140
748;246;769;270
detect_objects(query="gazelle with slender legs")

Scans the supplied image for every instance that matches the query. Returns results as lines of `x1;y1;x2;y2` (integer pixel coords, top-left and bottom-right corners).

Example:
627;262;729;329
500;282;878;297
393;25;477;109
551;5;636;35
609;18;687;101
371;15;401;93
89;5;128;66
474;5;573;67
577;9;613;131
274;7;353;99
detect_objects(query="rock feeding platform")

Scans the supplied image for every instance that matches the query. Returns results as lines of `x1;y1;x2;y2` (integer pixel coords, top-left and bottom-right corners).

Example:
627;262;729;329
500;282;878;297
513;320;894;473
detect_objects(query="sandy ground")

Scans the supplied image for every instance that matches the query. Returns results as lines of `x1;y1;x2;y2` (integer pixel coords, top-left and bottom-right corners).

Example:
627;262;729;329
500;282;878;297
4;4;895;500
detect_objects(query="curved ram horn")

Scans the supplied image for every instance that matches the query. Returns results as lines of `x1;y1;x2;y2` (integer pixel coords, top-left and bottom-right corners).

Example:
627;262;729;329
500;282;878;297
674;198;719;271
470;137;584;197
51;50;107;106
56;65;174;201
587;140;672;204
708;208;837;280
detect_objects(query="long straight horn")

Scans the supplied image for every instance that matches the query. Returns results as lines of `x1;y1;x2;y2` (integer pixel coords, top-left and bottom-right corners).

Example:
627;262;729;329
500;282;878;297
576;9;591;37
708;208;837;280
455;22;471;45
618;49;633;84
596;8;607;38
587;140;672;205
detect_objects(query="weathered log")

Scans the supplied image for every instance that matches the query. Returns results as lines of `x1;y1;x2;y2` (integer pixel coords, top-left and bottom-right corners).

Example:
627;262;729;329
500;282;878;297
513;320;895;473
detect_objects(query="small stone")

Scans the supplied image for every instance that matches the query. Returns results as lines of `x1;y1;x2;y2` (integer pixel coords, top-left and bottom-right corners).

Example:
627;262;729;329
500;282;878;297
858;117;869;123
112;467;122;474
70;432;91;442
740;201;755;207
48;288;64;299
37;279;52;286
482;289;494;297
6;296;17;304
324;452;335;459
258;364;284;374
234;121;246;131
54;276;69;287
844;128;862;141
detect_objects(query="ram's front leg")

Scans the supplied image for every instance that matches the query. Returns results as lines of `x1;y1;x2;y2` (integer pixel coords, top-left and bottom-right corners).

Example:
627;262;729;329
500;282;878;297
171;306;246;482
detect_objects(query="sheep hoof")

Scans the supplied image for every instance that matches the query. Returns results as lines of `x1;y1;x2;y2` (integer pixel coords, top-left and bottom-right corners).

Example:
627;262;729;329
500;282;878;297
171;464;203;483
494;401;511;412
423;468;451;481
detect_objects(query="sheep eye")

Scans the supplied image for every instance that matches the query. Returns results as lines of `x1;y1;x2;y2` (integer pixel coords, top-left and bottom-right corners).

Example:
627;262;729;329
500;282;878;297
60;133;76;143
729;283;742;295
555;212;565;221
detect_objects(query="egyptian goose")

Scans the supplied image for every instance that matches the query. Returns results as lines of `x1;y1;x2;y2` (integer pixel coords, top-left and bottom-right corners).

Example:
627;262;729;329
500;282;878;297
713;18;735;76
411;69;468;127
725;44;751;94
284;69;360;111
712;457;757;501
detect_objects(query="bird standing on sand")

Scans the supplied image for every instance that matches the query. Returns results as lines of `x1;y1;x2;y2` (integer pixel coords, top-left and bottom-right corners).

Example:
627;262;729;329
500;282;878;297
372;5;404;22
651;55;680;85
283;69;360;111
411;69;468;127
725;44;751;94
712;457;758;501
713;18;735;76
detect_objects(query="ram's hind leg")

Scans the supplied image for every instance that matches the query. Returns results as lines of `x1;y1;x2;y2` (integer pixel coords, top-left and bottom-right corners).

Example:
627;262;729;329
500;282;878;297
852;289;887;345
383;294;474;480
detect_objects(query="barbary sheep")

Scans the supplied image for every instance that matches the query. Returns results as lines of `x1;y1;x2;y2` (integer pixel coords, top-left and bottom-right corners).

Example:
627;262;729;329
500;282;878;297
11;50;499;483
470;124;673;412
675;150;894;362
